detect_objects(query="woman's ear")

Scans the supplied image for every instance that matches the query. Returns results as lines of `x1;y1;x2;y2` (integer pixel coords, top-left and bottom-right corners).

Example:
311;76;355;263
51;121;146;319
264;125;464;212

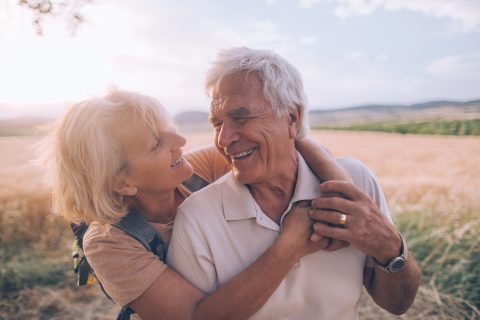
114;172;138;196
288;106;302;139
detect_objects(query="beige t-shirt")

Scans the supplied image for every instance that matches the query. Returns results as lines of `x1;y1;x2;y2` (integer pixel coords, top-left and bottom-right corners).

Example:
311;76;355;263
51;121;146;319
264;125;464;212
83;146;228;308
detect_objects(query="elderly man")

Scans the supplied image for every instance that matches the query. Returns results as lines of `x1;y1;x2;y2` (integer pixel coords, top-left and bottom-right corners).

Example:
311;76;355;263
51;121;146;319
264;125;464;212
167;47;420;319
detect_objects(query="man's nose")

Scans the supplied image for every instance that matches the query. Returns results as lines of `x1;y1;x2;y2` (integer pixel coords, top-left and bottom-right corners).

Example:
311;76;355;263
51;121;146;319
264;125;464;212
217;123;239;148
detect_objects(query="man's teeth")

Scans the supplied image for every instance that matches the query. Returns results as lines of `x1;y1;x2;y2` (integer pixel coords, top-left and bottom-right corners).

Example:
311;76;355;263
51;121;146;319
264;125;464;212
171;158;182;167
232;148;256;160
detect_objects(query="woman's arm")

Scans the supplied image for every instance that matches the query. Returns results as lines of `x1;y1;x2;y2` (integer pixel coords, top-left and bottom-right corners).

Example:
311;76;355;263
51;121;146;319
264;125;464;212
129;205;327;320
296;136;352;249
295;136;351;182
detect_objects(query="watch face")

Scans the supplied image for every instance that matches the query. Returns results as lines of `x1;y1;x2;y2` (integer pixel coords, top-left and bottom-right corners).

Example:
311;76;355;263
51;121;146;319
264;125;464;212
389;258;406;272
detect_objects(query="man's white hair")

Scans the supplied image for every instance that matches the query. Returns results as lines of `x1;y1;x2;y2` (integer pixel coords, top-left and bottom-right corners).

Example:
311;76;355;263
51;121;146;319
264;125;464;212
205;47;310;139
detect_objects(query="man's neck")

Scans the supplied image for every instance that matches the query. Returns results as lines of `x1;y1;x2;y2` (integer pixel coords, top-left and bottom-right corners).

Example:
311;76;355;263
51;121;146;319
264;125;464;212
248;155;299;224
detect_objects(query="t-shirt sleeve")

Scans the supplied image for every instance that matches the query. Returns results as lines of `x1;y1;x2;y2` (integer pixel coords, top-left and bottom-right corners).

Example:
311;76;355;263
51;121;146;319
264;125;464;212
186;145;229;182
83;223;168;306
177;145;230;198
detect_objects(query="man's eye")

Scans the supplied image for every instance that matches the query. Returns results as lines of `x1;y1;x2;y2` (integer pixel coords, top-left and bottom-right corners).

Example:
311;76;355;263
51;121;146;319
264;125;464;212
234;118;247;124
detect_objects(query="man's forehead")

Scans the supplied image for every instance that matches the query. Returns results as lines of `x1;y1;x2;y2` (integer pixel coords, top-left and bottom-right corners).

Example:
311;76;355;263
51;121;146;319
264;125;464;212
209;72;264;116
209;99;252;118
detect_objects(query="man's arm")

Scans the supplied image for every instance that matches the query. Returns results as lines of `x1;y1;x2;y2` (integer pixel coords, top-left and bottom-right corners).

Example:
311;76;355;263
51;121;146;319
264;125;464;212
309;173;420;314
363;249;420;314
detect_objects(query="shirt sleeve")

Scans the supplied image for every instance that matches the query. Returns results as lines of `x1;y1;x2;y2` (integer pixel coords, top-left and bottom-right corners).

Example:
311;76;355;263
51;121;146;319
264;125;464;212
166;199;219;294
177;145;230;198
83;223;168;306
186;145;230;181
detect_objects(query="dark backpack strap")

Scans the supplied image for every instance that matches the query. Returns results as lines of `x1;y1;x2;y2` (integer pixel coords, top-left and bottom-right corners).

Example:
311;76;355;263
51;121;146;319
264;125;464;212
71;222;89;249
114;208;167;261
117;306;135;320
112;209;167;319
182;173;209;193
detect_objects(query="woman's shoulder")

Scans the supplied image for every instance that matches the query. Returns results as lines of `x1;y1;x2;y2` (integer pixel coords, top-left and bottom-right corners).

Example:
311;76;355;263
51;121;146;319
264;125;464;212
83;221;168;306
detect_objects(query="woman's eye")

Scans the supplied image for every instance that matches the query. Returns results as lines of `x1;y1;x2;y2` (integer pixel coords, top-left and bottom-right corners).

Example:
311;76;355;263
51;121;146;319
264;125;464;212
153;138;163;150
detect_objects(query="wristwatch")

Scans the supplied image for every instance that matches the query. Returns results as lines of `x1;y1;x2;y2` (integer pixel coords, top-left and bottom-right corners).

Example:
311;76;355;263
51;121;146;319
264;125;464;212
374;233;408;273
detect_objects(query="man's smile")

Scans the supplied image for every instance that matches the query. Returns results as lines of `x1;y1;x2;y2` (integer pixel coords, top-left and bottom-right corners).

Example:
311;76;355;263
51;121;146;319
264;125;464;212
230;147;257;160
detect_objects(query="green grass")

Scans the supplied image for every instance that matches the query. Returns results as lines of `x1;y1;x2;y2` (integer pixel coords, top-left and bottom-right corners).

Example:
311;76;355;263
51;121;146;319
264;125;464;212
396;210;480;317
0;251;69;294
1;189;479;318
315;118;480;135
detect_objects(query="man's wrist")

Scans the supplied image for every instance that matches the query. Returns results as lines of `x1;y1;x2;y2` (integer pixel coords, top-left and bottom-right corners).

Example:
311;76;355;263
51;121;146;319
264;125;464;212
374;232;402;264
374;233;408;273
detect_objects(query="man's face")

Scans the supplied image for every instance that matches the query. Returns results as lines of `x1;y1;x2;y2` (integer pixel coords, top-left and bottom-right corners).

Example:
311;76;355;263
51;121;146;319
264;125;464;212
209;71;298;185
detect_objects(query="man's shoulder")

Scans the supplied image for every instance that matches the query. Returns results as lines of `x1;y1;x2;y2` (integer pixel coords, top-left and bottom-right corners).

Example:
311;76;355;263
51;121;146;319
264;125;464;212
336;157;378;192
337;157;367;175
178;172;232;214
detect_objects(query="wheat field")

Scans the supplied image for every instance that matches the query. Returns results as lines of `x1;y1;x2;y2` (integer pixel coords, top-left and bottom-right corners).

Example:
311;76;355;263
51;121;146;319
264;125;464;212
0;131;479;319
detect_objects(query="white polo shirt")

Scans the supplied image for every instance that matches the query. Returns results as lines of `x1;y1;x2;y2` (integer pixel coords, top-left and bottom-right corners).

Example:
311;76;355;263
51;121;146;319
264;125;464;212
167;155;391;320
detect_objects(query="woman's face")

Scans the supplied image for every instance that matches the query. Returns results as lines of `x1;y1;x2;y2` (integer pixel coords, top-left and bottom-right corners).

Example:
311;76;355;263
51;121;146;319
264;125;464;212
120;110;193;196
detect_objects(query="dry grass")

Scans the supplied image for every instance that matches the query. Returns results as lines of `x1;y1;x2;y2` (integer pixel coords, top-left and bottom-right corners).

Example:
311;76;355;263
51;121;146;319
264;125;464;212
0;131;479;319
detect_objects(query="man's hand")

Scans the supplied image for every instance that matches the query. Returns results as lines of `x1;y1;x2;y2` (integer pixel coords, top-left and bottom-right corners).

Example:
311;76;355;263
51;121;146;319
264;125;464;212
281;201;330;257
283;200;349;254
308;181;402;263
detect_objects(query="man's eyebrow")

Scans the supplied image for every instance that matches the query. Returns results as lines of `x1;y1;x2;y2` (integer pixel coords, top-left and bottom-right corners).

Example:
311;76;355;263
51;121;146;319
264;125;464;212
228;107;250;117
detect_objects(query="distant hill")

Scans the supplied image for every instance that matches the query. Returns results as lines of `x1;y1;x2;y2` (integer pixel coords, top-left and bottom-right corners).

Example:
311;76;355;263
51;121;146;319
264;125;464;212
1;99;479;135
0;118;51;136
174;111;210;131
308;99;480;127
174;99;480;130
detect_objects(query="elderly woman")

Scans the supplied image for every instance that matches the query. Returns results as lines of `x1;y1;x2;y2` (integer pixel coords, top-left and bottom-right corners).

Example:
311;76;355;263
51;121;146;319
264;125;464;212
38;89;349;320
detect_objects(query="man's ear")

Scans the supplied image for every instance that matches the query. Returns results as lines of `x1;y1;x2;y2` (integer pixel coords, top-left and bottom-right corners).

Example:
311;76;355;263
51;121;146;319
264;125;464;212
288;106;302;139
114;172;138;196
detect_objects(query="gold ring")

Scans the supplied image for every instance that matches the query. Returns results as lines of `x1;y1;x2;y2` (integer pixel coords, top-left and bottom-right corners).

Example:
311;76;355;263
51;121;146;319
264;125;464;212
339;214;347;225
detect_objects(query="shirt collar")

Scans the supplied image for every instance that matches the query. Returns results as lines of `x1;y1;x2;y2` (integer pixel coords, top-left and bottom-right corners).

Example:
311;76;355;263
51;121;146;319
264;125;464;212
221;152;321;221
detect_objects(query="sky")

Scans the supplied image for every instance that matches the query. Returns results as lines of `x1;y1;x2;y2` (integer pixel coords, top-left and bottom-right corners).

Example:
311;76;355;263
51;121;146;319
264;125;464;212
0;0;479;119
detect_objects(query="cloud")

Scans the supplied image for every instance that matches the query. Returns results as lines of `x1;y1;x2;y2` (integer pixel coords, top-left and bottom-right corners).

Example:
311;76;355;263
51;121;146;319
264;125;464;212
299;0;321;9
425;53;480;83
300;35;319;45
343;50;367;60
306;0;480;33
420;53;480;99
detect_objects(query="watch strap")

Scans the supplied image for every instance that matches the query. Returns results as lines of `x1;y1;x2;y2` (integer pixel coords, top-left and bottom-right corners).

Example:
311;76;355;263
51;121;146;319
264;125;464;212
374;233;408;273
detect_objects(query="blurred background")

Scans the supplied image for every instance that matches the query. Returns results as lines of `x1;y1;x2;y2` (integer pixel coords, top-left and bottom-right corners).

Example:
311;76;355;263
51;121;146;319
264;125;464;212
0;0;479;319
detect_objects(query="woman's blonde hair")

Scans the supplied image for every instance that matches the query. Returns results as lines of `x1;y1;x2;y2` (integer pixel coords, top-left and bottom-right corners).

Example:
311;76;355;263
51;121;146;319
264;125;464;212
37;89;167;225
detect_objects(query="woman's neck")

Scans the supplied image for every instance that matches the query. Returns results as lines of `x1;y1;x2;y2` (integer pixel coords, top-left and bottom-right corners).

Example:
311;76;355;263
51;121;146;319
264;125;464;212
133;190;179;224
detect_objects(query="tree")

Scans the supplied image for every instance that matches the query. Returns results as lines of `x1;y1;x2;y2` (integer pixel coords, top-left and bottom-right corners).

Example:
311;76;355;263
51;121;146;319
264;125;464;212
17;0;92;35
